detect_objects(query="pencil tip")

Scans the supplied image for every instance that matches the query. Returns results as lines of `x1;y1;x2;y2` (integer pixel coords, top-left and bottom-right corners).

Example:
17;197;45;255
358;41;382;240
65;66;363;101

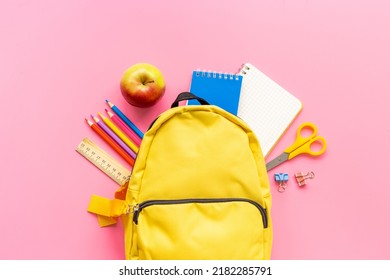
91;114;99;122
85;118;92;125
106;100;113;107
97;112;104;118
105;109;113;117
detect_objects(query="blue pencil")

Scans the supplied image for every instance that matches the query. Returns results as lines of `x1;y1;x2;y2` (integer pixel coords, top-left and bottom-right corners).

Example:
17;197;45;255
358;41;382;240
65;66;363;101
106;100;144;139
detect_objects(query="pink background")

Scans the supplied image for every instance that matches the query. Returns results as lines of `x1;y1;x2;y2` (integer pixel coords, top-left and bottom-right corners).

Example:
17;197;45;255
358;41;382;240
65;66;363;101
1;0;389;259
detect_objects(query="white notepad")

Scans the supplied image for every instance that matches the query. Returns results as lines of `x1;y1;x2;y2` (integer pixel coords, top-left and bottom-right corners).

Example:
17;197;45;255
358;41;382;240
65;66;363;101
237;63;303;157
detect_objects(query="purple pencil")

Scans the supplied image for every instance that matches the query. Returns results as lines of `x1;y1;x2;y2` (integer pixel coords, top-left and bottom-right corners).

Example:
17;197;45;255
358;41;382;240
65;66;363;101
91;115;136;159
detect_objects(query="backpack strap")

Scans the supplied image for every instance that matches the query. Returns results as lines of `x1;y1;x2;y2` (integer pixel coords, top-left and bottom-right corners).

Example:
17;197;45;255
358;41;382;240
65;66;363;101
88;195;130;227
171;92;209;108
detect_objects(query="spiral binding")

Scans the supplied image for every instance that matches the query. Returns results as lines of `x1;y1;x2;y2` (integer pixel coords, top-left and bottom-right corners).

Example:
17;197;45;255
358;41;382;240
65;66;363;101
195;70;240;80
238;64;250;75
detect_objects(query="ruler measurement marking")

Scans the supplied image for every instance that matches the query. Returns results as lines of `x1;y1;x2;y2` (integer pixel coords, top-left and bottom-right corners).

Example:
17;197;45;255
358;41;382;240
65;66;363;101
76;137;131;185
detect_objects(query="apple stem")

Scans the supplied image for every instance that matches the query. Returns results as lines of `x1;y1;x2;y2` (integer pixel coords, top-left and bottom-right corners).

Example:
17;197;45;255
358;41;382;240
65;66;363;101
143;80;154;85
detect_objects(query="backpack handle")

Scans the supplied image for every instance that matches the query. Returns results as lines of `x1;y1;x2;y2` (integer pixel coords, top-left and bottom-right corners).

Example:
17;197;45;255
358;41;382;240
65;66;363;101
171;92;210;108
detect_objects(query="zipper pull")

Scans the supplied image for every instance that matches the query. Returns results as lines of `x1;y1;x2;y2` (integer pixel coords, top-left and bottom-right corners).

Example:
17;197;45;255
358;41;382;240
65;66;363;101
124;203;137;214
132;204;140;224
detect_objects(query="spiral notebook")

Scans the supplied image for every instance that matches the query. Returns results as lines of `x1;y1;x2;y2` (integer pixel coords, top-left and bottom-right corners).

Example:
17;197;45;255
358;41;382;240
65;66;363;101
187;70;243;115
237;63;303;157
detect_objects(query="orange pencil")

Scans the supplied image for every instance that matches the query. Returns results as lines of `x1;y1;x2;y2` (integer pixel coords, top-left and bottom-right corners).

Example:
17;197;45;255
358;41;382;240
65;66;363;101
85;118;134;166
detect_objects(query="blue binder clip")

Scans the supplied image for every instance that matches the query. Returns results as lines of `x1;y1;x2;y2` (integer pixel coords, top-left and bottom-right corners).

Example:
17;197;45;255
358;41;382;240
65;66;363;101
274;173;289;192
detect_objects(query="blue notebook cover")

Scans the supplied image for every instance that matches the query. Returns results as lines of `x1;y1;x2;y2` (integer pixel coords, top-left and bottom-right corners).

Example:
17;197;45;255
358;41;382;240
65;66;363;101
188;70;243;115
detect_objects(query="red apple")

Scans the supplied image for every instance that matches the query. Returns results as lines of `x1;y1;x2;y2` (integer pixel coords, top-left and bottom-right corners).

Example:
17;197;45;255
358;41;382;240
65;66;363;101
120;63;166;107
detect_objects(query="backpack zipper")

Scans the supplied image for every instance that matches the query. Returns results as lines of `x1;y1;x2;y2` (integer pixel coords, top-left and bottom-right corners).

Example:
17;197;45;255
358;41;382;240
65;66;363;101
132;198;268;228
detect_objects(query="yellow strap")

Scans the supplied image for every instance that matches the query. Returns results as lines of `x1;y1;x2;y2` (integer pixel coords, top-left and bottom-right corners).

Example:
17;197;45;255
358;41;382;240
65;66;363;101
88;195;129;227
97;215;118;227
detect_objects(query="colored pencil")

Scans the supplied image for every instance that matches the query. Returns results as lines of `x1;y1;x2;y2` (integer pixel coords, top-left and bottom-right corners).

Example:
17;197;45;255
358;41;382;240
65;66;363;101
98;112;139;154
105;109;142;147
85;118;134;166
91;115;137;159
105;100;144;139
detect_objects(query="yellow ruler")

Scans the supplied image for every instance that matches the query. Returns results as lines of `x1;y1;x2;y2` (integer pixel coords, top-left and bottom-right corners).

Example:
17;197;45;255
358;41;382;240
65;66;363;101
76;137;131;185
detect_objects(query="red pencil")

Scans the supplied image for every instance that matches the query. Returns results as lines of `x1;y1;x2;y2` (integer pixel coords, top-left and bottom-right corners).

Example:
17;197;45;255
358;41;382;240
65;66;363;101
85;118;134;166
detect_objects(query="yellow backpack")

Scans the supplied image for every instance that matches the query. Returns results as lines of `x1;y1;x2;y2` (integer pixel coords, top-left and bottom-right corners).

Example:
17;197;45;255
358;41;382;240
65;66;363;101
88;92;273;259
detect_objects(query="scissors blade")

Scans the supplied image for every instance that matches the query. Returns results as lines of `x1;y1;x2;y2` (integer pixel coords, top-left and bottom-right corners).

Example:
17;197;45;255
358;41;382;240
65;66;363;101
266;152;289;171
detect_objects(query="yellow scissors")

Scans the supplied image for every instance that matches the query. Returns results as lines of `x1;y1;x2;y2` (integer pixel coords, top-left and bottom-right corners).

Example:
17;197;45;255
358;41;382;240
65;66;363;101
266;122;327;171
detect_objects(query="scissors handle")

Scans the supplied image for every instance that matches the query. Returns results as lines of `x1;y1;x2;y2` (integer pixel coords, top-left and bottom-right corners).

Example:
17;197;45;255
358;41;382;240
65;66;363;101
288;136;327;159
284;122;327;160
297;122;318;138
284;122;318;154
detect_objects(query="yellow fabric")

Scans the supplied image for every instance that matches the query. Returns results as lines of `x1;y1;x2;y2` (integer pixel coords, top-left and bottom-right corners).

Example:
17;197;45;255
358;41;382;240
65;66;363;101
97;215;117;227
89;104;272;259
125;105;272;259
87;195;128;227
